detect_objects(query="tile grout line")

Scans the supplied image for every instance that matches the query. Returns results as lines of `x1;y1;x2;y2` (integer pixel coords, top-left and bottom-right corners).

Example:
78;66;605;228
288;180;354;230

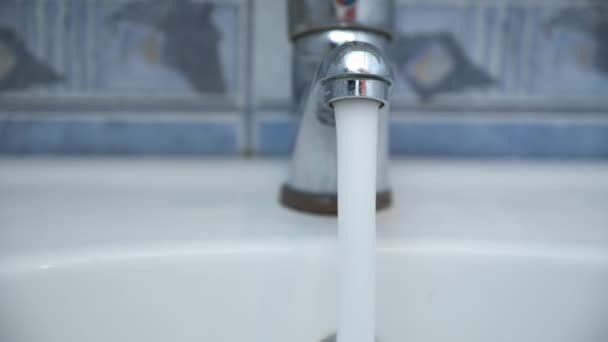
520;5;534;98
36;0;46;60
85;0;96;94
55;0;66;96
243;0;255;156
489;3;506;96
475;0;486;65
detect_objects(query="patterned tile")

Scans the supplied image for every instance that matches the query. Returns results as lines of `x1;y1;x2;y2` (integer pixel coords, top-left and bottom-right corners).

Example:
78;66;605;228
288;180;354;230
392;4;495;101
96;1;240;96
1;0;608;158
0;1;65;92
528;2;608;96
0;0;242;99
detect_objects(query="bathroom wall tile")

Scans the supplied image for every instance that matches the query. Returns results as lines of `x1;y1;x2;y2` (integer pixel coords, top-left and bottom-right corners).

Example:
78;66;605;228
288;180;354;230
0;0;247;156
0;0;246;106
476;2;608;98
94;1;241;97
0;116;242;155
252;0;291;108
389;118;608;159
492;5;531;94
254;110;608;159
527;2;608;97
392;4;496;103
0;0;68;93
1;0;608;158
391;2;608;102
254;113;297;155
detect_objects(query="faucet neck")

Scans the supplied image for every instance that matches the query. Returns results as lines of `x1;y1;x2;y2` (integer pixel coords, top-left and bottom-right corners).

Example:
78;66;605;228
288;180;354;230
281;1;396;215
288;0;395;41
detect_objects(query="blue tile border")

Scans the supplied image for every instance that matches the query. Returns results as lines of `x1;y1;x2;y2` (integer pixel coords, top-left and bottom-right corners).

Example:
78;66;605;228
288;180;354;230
255;117;297;155
254;116;608;159
8;116;600;158
389;120;608;159
0;118;241;155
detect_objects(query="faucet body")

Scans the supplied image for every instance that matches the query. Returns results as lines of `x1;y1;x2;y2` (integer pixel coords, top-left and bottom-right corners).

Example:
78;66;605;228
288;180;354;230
281;0;395;215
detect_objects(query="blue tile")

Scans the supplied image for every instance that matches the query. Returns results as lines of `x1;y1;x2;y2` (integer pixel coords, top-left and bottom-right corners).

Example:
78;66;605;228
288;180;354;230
395;4;479;53
392;4;495;101
390;120;608;159
255;117;608;159
0;119;239;155
94;2;241;96
0;0;241;97
529;4;608;96
481;5;498;69
256;119;297;155
498;6;529;93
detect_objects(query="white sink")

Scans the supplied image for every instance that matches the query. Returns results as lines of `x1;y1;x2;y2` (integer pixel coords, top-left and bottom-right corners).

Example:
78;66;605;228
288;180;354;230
1;159;607;342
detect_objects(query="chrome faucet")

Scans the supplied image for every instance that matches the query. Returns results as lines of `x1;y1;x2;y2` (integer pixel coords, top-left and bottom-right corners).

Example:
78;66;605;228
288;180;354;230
280;0;395;215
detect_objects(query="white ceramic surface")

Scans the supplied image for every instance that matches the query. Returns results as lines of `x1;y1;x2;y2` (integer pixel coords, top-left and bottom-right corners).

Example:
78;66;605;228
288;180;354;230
1;159;607;342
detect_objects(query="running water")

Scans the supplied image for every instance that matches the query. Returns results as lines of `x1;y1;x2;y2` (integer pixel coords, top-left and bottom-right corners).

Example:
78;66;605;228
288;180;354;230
334;98;379;342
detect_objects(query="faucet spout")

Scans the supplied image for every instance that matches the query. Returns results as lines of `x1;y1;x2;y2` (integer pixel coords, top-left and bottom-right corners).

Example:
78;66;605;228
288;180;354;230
280;40;394;215
312;41;393;124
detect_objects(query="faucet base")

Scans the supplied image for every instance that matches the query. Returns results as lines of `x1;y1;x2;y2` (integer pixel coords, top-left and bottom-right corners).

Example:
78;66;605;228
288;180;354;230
279;184;391;216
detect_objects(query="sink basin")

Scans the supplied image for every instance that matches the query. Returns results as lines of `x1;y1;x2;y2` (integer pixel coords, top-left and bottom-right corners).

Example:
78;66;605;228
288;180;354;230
1;159;607;342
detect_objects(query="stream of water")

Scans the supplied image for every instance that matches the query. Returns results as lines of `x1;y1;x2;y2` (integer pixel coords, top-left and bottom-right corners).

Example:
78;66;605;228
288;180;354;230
335;98;379;342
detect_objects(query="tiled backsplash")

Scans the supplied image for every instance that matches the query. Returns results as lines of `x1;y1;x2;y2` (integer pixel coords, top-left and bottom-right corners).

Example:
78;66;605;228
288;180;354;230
0;0;244;102
1;0;607;158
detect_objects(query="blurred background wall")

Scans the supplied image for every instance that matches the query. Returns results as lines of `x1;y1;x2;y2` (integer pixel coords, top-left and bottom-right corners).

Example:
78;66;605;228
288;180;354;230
0;0;607;158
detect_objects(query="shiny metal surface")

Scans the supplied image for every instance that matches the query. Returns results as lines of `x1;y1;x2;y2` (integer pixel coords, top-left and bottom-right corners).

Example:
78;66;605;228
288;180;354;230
283;40;394;205
319;41;392;80
282;2;395;214
292;30;389;106
325;78;390;110
288;0;395;40
319;41;392;111
300;41;393;124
